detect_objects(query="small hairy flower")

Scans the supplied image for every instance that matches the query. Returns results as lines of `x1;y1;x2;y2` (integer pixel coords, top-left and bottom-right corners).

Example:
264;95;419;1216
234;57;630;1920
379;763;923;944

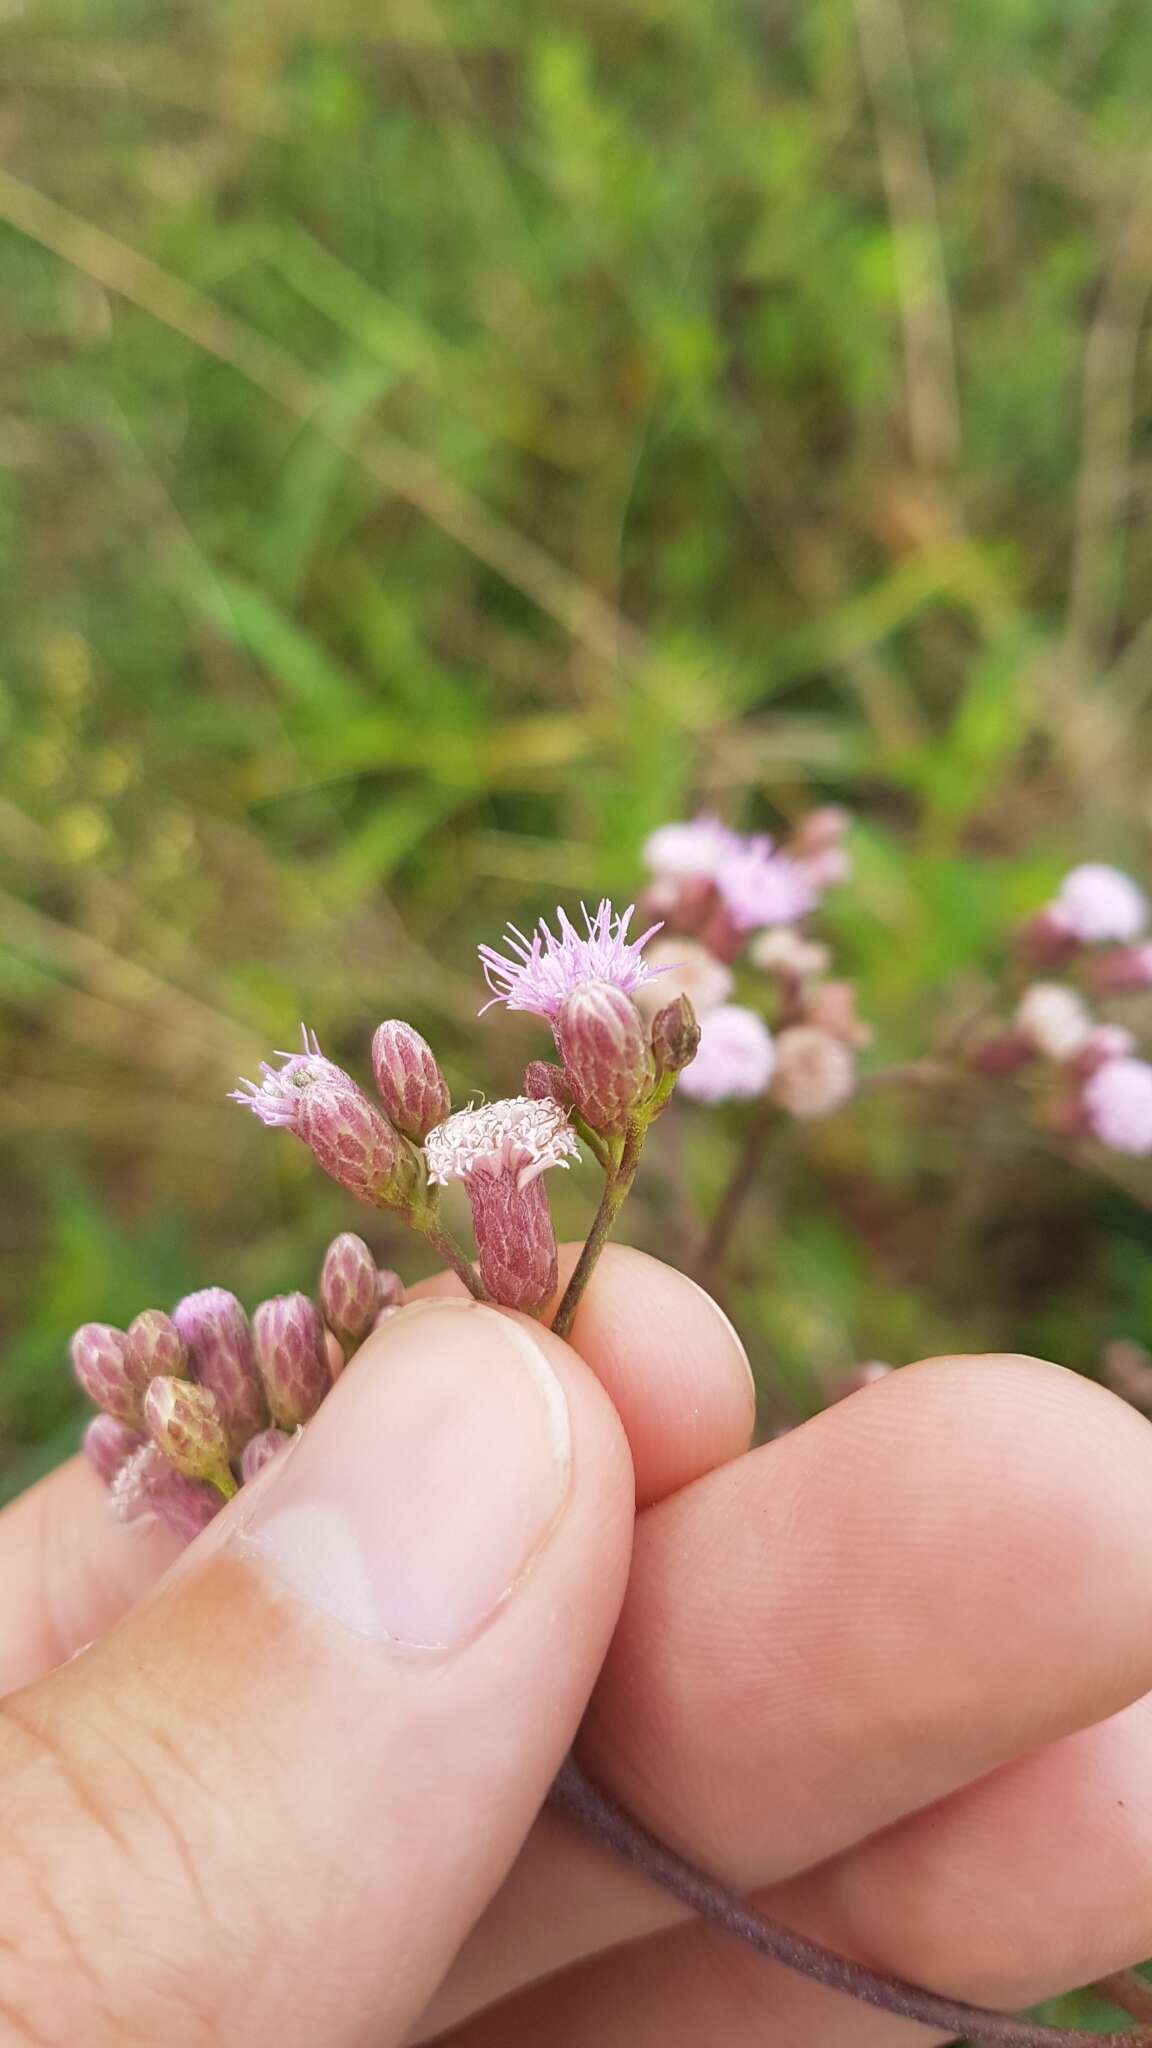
252;1293;331;1430
1050;863;1147;944
479;900;663;1018
770;1025;856;1119
1014;983;1092;1063
749;928;832;981
371;1020;451;1140
1081;1056;1152;1155
172;1287;267;1456
230;1025;357;1132
111;1444;222;1545
70;1322;152;1428
632;937;733;1021
425;1096;578;1313
143;1376;233;1488
319;1232;380;1351
650;994;703;1078
643;815;742;879
125;1308;187;1384
522;1059;574;1105
240;1428;293;1484
300;1084;423;1214
83;1414;144;1488
713;843;816;932
554;980;654;1134
678;1005;777;1104
1086;943;1152;994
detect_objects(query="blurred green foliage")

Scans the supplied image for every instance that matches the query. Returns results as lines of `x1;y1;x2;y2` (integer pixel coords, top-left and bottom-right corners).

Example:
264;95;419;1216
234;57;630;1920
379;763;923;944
3;0;1152;1501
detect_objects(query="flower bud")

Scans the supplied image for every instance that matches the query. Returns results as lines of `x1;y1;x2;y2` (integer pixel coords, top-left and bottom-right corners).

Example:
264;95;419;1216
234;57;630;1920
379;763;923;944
969;1029;1034;1077
111;1444;222;1545
650;994;702;1078
70;1322;151;1428
1085;943;1152;994
319;1231;380;1350
802;980;873;1050
469;1172;558;1315
554;979;654;1134
1102;1341;1152;1413
83;1414;144;1488
240;1427;293;1483
125;1308;187;1385
770;1025;856;1118
143;1376;234;1491
371;1020;451;1140
172;1287;267;1455
1081;1055;1152;1155
522;1059;573;1106
300;1085;424;1214
377;1267;404;1311
251;1293;331;1430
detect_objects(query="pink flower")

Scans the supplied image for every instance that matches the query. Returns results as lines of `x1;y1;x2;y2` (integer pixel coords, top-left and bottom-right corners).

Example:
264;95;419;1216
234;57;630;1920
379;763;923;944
1086;944;1152;995
479;900;663;1018
632;937;733;1021
425;1095;580;1192
424;1096;579;1313
678;1005;777;1104
770;1025;857;1119
1081;1057;1152;1155
713;843;816;932
1050;864;1147;945
643;815;742;880
1014;984;1092;1063
230;1025;355;1131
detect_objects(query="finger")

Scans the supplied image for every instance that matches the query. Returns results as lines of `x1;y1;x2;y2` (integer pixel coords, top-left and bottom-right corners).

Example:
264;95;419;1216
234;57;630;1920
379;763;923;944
0;1453;181;1694
435;1693;1152;2048
419;1355;1152;2034
411;1243;756;1506
0;1300;634;2048
0;1249;750;1695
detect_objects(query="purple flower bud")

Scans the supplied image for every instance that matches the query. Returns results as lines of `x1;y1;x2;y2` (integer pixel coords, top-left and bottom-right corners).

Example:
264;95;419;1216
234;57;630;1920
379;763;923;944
143;1376;234;1489
371;1020;451;1141
240;1427;292;1483
1086;943;1152;994
251;1293;331;1430
112;1444;222;1545
377;1268;404;1311
469;1171;558;1315
650;994;702;1078
70;1322;151;1428
299;1085;423;1214
319;1232;380;1350
125;1308;187;1384
83;1414;144;1488
554;979;655;1135
171;1287;267;1456
523;1059;573;1106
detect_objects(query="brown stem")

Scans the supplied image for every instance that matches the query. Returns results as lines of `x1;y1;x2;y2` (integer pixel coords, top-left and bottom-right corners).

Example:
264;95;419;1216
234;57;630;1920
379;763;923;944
551;1761;1151;2048
857;1059;955;1092
551;1123;645;1340
696;1098;775;1286
422;1225;488;1302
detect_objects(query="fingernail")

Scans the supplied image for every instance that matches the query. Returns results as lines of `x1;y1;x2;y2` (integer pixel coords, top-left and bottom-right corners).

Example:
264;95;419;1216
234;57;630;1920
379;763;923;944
235;1302;571;1649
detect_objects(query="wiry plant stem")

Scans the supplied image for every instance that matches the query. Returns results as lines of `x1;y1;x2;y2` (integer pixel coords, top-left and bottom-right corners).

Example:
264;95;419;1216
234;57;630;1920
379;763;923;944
421;1224;488;1302
551;1122;646;1339
551;1760;1152;2048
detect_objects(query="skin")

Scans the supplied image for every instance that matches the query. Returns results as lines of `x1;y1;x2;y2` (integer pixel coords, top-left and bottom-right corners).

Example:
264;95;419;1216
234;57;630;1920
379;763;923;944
2;1245;1152;2045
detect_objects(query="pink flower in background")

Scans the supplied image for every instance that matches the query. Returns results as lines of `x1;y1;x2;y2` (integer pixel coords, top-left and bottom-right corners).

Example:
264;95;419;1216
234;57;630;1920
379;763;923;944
1014;984;1092;1063
713;843;816;932
631;936;733;1020
1081;1057;1152;1155
678;1005;776;1103
230;1025;354;1130
1050;864;1147;945
643;815;742;879
479;900;664;1018
770;1025;857;1118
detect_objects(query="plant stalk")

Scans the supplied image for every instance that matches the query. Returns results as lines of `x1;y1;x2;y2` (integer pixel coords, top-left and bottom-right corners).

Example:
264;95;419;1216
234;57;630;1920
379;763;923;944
422;1224;488;1302
551;1121;645;1339
551;1759;1151;2048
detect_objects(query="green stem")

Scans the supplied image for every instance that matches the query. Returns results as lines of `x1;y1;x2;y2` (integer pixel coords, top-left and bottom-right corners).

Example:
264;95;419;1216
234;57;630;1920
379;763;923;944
552;1120;645;1340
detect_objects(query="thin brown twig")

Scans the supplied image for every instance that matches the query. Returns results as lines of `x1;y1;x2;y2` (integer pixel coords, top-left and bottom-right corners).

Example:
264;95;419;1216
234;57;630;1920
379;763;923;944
696;1099;776;1288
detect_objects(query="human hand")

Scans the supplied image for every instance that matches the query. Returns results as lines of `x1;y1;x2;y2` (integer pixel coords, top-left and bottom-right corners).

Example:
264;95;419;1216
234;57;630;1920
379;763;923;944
3;1249;1152;2046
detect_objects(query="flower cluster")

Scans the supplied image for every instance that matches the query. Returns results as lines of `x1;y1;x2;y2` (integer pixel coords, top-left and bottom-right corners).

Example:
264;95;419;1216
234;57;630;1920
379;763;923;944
975;864;1152;1156
75;1234;403;1542
637;808;867;1116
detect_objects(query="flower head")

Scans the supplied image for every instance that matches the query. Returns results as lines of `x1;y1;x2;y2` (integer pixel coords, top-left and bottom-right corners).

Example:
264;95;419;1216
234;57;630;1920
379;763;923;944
424;1095;580;1192
643;815;742;880
771;1025;857;1119
1014;983;1092;1063
479;901;663;1018
1050;864;1147;945
554;980;654;1134
631;937;732;1021
1081;1056;1152;1155
678;1005;777;1104
230;1025;354;1131
714;843;816;932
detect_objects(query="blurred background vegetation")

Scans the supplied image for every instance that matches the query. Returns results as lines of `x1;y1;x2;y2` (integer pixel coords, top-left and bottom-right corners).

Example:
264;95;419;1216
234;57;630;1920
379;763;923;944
4;0;1152;1506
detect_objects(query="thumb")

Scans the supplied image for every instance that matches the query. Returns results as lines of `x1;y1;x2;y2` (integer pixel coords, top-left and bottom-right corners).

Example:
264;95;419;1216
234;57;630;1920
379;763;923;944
0;1299;634;2048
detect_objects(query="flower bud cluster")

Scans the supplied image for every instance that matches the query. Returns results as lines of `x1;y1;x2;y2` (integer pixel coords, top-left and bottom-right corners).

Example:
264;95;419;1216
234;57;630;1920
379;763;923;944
634;809;866;1116
75;1234;406;1544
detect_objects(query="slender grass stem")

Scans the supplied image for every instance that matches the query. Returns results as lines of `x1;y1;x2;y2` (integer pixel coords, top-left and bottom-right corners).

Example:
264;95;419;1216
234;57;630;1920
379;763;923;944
551;1122;645;1339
